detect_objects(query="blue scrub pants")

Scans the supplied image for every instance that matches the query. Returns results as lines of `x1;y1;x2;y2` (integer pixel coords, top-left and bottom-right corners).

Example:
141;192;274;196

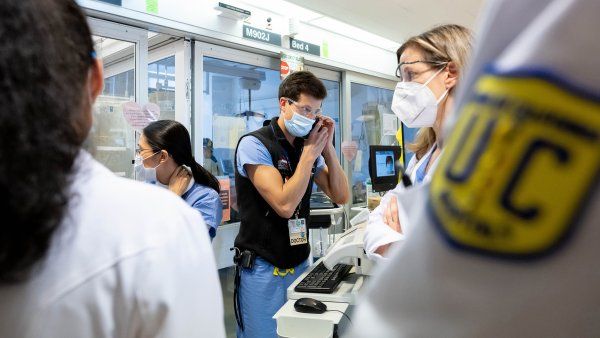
237;256;309;338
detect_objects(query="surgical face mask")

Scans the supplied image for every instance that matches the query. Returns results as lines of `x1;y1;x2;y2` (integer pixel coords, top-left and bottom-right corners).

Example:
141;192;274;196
284;111;315;137
391;67;449;128
134;152;164;185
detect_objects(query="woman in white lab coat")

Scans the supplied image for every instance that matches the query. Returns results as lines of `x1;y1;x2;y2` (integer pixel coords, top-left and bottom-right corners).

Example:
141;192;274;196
0;1;225;337
364;24;473;261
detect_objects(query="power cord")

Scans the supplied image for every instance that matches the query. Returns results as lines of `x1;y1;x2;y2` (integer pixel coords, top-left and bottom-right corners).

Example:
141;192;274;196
329;204;349;246
341;206;349;231
326;309;353;325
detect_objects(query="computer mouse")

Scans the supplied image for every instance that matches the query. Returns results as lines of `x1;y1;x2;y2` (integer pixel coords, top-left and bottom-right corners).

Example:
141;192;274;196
294;297;327;314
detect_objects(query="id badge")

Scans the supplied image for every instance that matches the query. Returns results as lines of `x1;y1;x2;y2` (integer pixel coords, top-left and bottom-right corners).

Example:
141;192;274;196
288;218;308;246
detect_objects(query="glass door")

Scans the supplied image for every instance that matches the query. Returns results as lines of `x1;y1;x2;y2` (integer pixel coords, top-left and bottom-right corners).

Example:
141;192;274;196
196;44;343;230
147;34;192;131
343;73;397;207
195;43;342;338
87;19;148;178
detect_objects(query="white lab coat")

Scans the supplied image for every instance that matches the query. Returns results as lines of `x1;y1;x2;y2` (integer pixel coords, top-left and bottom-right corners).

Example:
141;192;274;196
0;151;226;338
363;146;440;262
351;0;600;337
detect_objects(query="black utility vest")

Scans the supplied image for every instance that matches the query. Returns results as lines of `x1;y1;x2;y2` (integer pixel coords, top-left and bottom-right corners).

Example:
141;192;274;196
234;117;314;269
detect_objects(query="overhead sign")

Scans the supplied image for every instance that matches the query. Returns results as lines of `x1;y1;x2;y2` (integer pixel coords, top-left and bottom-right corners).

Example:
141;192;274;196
280;52;304;80
97;0;122;5
243;25;281;47
146;0;158;14
218;2;251;16
289;38;321;57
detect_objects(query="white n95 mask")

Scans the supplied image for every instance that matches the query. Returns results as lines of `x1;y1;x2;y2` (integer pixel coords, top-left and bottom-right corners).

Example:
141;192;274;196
391;67;449;128
134;152;165;186
284;112;315;137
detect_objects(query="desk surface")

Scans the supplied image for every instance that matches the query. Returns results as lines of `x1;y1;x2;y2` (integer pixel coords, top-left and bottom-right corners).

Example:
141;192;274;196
287;258;365;305
310;207;344;216
274;300;349;338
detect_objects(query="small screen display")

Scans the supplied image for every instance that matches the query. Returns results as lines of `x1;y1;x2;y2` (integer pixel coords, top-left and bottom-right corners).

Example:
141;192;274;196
375;151;395;177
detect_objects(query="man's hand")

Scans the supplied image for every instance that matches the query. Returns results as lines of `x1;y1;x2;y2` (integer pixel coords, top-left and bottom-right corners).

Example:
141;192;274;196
317;115;336;156
302;119;328;162
168;166;192;196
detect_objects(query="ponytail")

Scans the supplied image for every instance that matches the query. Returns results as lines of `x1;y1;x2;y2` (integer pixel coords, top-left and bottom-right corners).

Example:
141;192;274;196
143;120;221;194
190;156;220;193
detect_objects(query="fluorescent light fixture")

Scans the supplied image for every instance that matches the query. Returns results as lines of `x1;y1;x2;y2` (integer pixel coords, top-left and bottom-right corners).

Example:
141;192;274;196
238;0;323;22
307;16;398;52
236;0;398;52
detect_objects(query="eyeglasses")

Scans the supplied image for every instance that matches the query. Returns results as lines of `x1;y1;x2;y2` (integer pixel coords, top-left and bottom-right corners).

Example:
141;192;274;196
135;147;158;158
284;98;322;118
395;60;448;82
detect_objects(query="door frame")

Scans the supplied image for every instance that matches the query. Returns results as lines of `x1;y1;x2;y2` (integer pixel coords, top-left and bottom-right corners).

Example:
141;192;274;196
88;18;149;105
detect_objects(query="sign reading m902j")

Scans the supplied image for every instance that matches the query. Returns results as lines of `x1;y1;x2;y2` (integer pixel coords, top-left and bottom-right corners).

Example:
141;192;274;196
243;25;281;46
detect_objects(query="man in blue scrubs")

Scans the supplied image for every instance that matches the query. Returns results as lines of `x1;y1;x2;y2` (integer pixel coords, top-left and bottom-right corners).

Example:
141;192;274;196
233;71;349;337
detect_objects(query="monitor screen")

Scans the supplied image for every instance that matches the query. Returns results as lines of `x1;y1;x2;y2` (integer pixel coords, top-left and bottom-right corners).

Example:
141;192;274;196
369;145;402;193
221;158;234;175
375;150;396;178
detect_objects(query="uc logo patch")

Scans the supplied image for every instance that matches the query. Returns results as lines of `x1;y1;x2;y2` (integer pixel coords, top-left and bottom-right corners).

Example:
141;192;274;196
429;71;600;259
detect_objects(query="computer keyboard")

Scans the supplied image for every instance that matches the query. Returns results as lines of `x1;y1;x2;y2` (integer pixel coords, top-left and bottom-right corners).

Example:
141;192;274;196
294;262;352;294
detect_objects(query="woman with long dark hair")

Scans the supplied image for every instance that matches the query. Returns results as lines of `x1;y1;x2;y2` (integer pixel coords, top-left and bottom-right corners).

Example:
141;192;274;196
0;0;225;336
137;120;223;239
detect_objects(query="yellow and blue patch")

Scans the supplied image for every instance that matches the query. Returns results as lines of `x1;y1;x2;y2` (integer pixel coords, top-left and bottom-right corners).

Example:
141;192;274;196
429;68;600;259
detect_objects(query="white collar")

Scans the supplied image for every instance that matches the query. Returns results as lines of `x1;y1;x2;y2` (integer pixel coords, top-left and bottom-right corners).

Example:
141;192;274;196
184;176;195;195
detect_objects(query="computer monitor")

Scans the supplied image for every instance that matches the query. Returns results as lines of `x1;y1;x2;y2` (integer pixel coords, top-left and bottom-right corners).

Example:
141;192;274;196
220;158;234;176
368;145;402;193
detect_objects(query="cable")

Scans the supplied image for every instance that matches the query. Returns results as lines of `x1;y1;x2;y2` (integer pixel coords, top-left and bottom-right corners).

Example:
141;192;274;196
326;309;353;325
329;204;349;246
341;206;349;231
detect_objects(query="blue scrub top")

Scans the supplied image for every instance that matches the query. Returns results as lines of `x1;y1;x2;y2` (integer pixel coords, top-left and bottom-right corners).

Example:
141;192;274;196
236;135;325;178
182;182;222;240
414;144;437;184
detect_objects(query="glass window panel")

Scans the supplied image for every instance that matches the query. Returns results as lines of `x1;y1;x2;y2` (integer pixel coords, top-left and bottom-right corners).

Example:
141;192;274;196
311;79;341;193
88;36;136;178
148;55;176;121
320;79;341;154
350;83;395;205
202;57;281;224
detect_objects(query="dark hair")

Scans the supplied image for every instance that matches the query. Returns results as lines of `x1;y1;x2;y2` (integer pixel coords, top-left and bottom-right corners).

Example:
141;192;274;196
278;71;327;102
0;0;95;283
143;120;221;193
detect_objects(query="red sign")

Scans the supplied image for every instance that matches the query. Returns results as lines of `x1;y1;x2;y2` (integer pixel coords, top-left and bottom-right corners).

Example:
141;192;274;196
218;177;231;223
280;61;289;76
